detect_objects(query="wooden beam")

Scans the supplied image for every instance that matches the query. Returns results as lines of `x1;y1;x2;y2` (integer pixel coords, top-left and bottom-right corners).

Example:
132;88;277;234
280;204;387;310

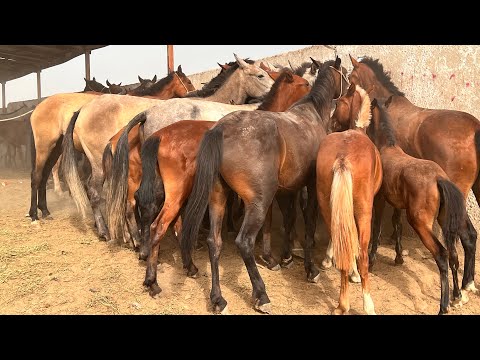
36;71;41;99
85;50;91;81
1;82;5;114
167;45;174;74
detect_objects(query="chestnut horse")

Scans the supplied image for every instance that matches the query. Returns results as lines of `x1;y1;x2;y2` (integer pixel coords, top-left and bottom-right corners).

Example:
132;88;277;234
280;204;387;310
317;84;382;315
180;58;349;314
133;70;311;296
348;55;479;294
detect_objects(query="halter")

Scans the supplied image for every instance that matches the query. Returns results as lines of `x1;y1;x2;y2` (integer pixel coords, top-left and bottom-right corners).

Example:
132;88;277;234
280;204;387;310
329;66;350;100
174;72;193;94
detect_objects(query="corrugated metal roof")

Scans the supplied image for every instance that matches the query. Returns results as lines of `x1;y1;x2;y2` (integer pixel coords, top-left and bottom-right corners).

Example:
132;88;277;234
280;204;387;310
0;45;107;83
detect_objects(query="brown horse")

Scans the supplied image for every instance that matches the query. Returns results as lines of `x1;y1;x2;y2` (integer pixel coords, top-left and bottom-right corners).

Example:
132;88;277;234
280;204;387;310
332;85;476;314
60;68;196;239
179;58;349;314
316;84;382;315
83;77;109;93
129;67;194;99
348;55;479;294
131;70;312;296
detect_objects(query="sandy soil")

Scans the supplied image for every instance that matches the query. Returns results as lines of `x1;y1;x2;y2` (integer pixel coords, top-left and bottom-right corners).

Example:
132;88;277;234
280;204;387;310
1;169;479;315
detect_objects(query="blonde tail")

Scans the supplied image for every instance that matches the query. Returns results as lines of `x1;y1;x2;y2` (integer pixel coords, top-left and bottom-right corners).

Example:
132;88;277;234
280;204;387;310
330;158;359;272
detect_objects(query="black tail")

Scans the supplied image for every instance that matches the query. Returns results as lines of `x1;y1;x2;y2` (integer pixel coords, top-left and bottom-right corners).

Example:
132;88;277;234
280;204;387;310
102;142;113;190
106;111;147;241
437;178;467;253
136;136;162;212
60;110;89;217
180;126;224;266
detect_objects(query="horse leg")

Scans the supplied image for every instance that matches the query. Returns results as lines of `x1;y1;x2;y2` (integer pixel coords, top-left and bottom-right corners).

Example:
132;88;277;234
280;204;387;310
143;197;184;297
333;270;350;315
303;177;320;283
407;210;449;314
52;156;64;196
259;204;280;271
459;216;478;295
357;212;376;315
122;221;133;247
392;208;404;265
277;192;296;268
86;167;109;241
369;194;385;270
205;180;229;313
37;138;63;219
125;198;141;250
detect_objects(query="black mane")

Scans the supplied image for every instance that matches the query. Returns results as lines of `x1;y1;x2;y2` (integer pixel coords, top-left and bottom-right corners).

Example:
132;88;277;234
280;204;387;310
186;58;255;98
295;60;336;113
129;72;175;96
360;57;405;96
369;102;396;147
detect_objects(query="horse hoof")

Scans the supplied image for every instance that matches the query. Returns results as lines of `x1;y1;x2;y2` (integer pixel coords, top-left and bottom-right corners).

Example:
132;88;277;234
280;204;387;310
401;249;409;256
460;290;470;304
188;270;199;279
43;215;54;221
349;273;361;284
308;272;321;284
31;220;40;226
269;264;281;271
281;256;294;269
254;300;271;314
148;284;162;297
451;297;463;309
258;255;280;271
464;281;478;294
220;305;230;315
321;258;332;270
332;307;348;315
394;256;404;265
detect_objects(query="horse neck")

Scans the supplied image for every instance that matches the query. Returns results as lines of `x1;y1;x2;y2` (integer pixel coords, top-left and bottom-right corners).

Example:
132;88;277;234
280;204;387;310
205;70;247;104
258;86;297;112
146;82;178;100
289;101;327;128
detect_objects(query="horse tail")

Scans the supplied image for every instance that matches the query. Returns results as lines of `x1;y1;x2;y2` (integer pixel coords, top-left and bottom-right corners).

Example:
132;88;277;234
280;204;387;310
330;158;359;272
180;126;224;267
102;142;114;218
136;135;162;215
60;110;89;217
29;117;36;171
437;178;466;253
106;111;147;240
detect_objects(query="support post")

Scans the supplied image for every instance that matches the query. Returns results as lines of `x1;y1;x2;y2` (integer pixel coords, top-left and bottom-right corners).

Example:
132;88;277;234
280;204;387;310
36;71;41;99
85;50;91;80
167;45;174;74
1;82;5;113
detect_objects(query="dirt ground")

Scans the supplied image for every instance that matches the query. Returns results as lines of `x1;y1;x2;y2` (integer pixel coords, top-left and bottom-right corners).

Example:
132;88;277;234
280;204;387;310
1;169;479;315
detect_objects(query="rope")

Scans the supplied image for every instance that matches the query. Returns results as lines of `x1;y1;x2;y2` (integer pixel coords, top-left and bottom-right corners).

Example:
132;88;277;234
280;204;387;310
0;109;34;122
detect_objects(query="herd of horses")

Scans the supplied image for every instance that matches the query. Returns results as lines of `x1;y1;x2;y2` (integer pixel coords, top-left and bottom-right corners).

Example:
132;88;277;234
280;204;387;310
23;52;480;315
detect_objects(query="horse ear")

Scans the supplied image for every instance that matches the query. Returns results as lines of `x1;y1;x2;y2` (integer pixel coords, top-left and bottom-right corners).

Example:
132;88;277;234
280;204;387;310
118;82;122;86
259;62;271;72
285;71;294;83
371;98;378;108
349;54;361;68
334;56;341;69
93;77;96;81
234;53;249;69
385;95;394;108
310;57;321;69
138;76;144;83
152;75;157;83
106;80;111;86
177;65;183;73
84;77;87;82
347;83;356;96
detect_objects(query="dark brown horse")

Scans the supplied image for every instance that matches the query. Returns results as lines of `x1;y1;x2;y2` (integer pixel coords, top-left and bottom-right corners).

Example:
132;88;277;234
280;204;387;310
179;58;349;314
129;67;194;98
83;77;109;93
348;55;479;294
317;83;382;314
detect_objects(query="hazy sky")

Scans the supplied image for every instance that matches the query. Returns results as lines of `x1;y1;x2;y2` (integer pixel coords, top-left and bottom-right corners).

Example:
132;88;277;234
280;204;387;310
1;45;310;105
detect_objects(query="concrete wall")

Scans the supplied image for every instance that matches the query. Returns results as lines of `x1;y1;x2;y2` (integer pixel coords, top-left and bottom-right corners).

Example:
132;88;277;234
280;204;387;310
188;45;480;238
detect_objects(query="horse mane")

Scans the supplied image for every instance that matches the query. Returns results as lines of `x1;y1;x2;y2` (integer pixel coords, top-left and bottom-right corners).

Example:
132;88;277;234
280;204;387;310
185;58;255;98
296;60;336;113
354;85;371;129
257;69;295;111
370;101;396;147
129;72;175;96
359;57;405;96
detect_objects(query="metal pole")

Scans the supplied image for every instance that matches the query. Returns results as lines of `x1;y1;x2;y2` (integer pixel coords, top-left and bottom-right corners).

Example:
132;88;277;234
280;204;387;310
85;50;91;80
167;45;174;74
1;82;5;113
36;71;41;99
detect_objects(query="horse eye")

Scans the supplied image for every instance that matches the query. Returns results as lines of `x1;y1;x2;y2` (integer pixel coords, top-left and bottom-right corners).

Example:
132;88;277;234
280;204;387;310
257;74;264;79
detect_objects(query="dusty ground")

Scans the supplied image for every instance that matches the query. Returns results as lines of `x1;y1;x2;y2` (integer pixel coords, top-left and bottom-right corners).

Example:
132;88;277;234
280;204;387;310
1;169;479;315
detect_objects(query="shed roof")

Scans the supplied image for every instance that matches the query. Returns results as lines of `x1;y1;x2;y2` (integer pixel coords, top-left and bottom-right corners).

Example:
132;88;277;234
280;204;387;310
0;45;107;83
